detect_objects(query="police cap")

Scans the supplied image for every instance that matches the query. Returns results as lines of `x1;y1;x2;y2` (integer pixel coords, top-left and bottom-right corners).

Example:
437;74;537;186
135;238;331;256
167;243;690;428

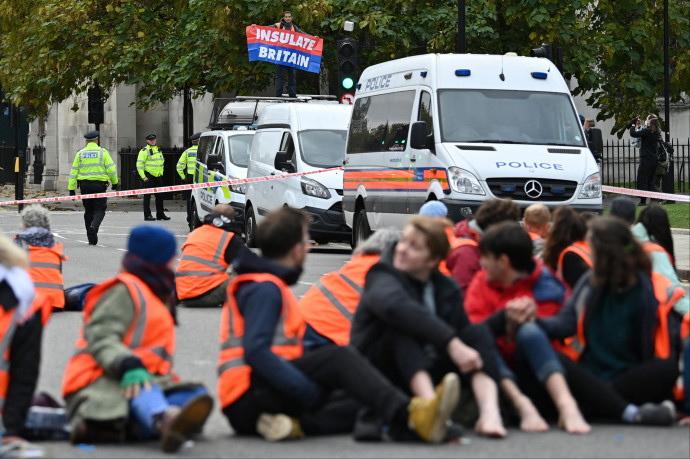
84;130;100;140
146;134;157;140
189;132;201;142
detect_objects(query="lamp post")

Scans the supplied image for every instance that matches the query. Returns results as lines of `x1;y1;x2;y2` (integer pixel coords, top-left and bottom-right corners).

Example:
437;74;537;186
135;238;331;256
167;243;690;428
457;0;466;53
663;0;670;143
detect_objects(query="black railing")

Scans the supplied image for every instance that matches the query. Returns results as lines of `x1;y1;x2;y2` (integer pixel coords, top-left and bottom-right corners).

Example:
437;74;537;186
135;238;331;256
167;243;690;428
600;138;688;193
119;147;186;198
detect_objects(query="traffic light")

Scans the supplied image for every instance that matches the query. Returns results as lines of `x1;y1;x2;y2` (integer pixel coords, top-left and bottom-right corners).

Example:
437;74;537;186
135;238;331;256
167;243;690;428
88;85;104;125
337;38;357;102
530;43;563;75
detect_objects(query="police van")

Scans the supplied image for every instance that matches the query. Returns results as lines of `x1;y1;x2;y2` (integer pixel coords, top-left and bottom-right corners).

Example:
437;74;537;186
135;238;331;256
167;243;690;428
343;53;603;245
244;102;352;246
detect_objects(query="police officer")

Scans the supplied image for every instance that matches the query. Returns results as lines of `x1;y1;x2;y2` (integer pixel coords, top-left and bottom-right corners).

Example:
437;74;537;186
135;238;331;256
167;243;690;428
137;134;170;221
176;132;200;231
68;130;118;245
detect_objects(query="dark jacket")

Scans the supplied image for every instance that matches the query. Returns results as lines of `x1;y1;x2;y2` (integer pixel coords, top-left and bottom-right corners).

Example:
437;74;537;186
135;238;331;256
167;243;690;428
14;227;55;249
268;20;304;33
0;280;42;437
629;126;661;162
350;246;467;353
232;250;323;409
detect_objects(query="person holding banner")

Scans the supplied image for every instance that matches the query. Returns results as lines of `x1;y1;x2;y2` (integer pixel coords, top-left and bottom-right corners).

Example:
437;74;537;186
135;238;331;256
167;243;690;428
269;11;305;97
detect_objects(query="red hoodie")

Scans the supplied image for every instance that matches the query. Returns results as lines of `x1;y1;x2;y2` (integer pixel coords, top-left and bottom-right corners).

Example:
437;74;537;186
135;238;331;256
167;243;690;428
446;219;481;294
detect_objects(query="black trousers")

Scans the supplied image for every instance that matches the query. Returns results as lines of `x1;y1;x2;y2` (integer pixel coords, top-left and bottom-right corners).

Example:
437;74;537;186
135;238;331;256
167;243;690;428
515;352;679;422
142;173;165;217
275;65;297;97
636;157;659;203
223;345;409;436
182;177;193;226
79;180;108;232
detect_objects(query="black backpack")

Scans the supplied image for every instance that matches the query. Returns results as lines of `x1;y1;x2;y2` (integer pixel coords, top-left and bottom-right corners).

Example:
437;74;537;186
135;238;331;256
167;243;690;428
657;140;670;166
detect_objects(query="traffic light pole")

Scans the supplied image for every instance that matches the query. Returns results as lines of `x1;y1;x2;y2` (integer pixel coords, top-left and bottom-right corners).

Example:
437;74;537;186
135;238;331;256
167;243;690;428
457;0;466;53
12;105;23;213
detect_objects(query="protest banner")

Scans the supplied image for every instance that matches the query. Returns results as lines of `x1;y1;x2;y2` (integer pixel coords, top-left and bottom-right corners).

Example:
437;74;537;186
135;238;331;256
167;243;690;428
246;25;323;73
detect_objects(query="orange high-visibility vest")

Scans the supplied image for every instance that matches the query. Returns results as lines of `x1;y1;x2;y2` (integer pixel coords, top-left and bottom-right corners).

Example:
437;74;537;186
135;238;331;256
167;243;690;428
176;225;234;300
562;272;685;362
27;243;67;310
642;240;674;266
557;241;593;278
62;272;176;397
0;306;19;414
29;294;53;327
217;273;304;409
441;236;480;275
298;254;379;345
439;228;459;276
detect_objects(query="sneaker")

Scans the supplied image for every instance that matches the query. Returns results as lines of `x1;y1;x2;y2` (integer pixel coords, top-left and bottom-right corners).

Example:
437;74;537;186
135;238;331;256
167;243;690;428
353;408;383;442
70;420;126;444
256;413;305;441
158;393;214;453
86;226;98;245
407;372;460;443
635;400;676;426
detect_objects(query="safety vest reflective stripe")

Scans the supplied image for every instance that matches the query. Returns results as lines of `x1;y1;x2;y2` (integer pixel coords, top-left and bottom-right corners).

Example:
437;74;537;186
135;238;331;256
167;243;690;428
29;261;61;269
178;255;226;272
0;308;19;413
137;146;165;178
451;237;479;250
176;227;233;300
177;146;198;178
314;280;355;322
557;241;593;278
33;282;64;290
68;144;118;190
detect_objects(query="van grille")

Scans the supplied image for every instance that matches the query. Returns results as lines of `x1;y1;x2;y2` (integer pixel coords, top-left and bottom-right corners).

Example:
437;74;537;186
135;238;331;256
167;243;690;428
329;202;343;213
486;178;577;201
455;145;497;151
547;148;581;154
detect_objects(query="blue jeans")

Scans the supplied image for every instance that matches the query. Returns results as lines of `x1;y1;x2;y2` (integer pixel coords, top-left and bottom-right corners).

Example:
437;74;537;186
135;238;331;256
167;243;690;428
129;384;208;439
275;65;297;97
514;322;565;383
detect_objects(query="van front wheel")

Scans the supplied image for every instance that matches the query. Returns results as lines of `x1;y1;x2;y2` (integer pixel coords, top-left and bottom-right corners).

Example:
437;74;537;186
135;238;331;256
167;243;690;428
245;206;258;248
190;198;202;229
353;207;372;248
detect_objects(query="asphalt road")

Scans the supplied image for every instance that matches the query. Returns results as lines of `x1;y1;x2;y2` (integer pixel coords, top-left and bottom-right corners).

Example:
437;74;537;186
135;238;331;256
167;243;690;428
0;209;688;458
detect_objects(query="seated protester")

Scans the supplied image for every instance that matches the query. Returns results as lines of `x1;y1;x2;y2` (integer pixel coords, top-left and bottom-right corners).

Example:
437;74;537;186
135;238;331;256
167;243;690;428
175;204;251;308
542;206;591;289
522;204;550;259
418;201;455;276
218;208;460;443
351;216;508;438
632;204;688;316
62;226;213;453
447;199;521;294
608;196;637;227
299;229;399;351
0;235;43;441
14;204;67;323
464;222;590;434
533;218;679;426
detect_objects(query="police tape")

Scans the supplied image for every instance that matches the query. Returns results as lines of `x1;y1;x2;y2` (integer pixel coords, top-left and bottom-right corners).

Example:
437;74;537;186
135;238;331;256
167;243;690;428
0;167;345;206
601;186;689;203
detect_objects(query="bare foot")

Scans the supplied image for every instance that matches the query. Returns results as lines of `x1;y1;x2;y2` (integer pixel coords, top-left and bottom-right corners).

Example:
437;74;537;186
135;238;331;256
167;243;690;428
680;417;690;426
515;397;549;432
475;410;507;438
558;406;591;434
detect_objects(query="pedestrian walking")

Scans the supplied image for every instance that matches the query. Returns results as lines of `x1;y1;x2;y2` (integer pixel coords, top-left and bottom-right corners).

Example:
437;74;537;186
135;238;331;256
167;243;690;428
68;130;118;245
137;134;170;221
176;132;200;231
629;115;661;206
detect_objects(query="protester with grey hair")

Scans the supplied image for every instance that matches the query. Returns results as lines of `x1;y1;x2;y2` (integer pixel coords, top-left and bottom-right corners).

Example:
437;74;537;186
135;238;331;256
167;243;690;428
14;205;67;319
298;229;400;351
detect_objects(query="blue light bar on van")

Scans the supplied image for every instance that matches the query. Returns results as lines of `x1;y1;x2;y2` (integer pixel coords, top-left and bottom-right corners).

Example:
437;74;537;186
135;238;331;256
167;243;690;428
455;69;471;77
531;72;548;79
356;83;362;90
420;71;428;78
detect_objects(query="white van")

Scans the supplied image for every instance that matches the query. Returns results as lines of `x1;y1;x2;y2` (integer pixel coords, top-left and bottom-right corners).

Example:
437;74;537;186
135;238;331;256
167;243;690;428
244;103;353;246
343;53;602;245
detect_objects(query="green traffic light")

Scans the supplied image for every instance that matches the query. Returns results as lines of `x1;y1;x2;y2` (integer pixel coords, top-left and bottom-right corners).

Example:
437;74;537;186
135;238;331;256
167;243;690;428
342;77;354;89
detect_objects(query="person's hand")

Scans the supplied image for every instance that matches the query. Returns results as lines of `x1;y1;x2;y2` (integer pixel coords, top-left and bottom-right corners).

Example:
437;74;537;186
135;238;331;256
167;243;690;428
69;190;75;196
631;117;639;127
142;177;149;182
505;296;537;325
111;183;118;191
121;368;153;400
447;337;483;373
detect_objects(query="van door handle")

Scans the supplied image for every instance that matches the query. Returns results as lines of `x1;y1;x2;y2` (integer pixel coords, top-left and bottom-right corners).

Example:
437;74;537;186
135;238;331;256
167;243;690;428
410;156;417;162
271;172;276;175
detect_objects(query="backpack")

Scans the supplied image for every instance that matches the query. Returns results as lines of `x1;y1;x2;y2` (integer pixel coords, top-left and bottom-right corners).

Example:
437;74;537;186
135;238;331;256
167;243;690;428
656;140;671;175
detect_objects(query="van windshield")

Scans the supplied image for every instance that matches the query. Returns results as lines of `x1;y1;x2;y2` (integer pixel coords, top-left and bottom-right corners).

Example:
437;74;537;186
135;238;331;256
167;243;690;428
228;134;254;167
438;89;586;147
298;130;348;168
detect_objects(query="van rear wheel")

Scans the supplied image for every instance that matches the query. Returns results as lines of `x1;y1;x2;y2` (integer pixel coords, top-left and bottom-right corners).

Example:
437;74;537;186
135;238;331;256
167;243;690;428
245;206;258;248
190;198;202;229
353;207;372;248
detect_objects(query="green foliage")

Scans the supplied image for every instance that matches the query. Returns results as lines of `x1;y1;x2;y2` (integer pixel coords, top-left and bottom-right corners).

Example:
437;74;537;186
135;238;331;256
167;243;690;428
0;0;688;134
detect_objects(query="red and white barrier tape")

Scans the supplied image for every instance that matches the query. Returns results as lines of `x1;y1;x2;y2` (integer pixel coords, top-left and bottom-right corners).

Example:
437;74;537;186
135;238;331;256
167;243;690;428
0;167;344;206
601;186;689;203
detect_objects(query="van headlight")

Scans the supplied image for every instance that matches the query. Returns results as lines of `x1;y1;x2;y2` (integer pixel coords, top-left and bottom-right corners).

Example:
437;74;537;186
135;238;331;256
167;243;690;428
301;177;331;199
448;167;485;195
578;173;601;199
230;183;246;194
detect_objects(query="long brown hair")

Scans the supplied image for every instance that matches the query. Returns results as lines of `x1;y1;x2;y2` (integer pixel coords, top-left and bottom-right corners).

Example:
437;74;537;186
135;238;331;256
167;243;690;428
589;218;651;291
648;117;661;135
543;206;587;270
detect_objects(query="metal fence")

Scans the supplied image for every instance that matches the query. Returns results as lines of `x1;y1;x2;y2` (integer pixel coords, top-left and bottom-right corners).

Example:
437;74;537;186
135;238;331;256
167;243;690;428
119;147;186;199
600;138;689;193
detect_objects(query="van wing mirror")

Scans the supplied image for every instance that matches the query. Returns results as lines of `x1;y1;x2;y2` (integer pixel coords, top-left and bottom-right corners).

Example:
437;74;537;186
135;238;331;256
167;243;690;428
410;121;429;150
274;151;296;173
207;153;221;171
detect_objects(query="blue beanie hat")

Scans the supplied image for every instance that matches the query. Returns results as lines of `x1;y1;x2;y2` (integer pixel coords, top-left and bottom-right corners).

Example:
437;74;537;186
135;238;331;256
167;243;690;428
127;225;177;264
419;201;448;218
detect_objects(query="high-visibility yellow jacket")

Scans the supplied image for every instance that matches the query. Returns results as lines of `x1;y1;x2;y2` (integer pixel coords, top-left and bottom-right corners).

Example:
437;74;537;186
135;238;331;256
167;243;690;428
68;142;118;190
176;145;198;179
137;145;165;179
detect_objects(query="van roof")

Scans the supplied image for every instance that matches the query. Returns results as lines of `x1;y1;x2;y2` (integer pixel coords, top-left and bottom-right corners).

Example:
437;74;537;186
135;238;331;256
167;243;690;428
256;103;353;130
356;53;569;94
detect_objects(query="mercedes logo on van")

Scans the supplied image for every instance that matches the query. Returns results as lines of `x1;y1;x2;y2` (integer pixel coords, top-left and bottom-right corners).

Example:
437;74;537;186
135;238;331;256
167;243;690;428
524;180;543;199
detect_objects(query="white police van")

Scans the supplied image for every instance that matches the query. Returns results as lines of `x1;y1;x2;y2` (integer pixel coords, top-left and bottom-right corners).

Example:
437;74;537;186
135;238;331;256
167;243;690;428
244;102;352;246
343;53;602;245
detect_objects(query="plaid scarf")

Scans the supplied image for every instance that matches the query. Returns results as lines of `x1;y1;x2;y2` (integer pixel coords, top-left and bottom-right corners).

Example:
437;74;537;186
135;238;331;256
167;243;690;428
122;252;175;304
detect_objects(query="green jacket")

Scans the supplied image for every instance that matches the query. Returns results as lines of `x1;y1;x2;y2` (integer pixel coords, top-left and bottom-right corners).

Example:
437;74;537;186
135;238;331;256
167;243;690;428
68;142;118;190
176;145;198;179
137;145;164;179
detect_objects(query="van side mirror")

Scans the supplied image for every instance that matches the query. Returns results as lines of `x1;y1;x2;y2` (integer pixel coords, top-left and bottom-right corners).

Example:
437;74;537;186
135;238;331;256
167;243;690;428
275;151;296;173
207;154;223;173
410;121;430;150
